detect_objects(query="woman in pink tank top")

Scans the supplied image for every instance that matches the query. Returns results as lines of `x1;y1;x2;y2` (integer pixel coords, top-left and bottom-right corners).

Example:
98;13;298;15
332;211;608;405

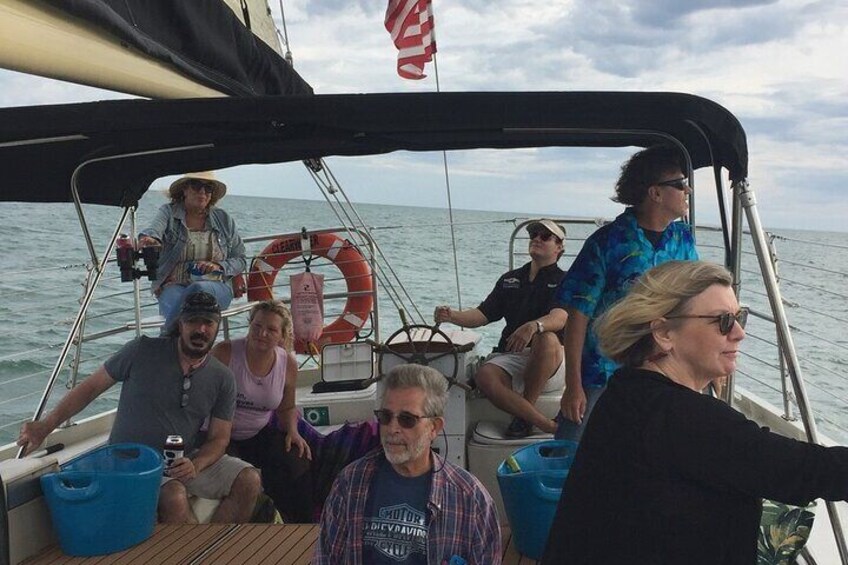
211;300;313;522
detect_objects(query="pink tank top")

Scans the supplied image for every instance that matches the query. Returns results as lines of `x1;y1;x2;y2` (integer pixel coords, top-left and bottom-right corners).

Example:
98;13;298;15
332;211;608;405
229;338;287;441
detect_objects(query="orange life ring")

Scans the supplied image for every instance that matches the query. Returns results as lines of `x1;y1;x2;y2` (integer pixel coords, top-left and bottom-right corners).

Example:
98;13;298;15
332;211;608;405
247;233;373;354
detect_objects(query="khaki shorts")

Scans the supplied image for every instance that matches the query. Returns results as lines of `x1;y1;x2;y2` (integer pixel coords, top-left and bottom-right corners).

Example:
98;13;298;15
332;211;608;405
161;454;254;500
483;348;565;394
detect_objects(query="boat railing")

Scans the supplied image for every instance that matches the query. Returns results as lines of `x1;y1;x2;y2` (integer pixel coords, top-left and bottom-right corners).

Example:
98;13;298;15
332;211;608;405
506;219;848;449
5;215;847;452
1;223;382;451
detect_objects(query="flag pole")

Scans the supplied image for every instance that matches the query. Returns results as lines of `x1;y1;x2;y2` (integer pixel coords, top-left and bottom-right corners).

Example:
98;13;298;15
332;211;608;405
428;18;464;314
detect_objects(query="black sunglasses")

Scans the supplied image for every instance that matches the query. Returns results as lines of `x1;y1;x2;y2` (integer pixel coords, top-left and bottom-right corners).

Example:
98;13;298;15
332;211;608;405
528;229;558;242
655;177;690;191
374;409;432;429
666;307;749;335
180;376;192;408
186;182;214;194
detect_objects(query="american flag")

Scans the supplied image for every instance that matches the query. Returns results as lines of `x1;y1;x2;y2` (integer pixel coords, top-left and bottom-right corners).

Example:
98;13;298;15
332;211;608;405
384;0;437;80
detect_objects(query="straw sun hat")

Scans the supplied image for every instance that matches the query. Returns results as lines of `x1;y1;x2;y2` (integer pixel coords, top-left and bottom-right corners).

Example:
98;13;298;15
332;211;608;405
168;171;227;201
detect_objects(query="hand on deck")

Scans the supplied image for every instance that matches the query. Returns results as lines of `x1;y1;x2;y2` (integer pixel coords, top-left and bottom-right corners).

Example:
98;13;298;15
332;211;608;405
285;431;312;460
505;322;536;353
17;420;51;455
433;305;452;324
560;385;587;424
166;457;198;482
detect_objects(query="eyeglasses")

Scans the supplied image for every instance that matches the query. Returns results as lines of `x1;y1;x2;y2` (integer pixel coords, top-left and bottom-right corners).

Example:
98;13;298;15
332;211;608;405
528;229;559;242
666;307;749;335
180;376;192;408
374;409;432;429
186;182;214;194
655;177;690;191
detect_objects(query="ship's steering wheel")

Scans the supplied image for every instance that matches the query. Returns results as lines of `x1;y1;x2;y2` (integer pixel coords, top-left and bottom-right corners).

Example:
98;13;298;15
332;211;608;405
376;322;471;391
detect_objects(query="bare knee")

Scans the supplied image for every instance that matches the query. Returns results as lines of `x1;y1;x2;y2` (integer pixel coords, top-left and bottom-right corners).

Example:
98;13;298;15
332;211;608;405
531;332;561;355
475;364;509;396
231;467;262;500
159;481;191;523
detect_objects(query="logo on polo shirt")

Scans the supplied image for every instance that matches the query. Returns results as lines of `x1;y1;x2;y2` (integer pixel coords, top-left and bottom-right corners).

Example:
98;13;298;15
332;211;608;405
502;277;520;289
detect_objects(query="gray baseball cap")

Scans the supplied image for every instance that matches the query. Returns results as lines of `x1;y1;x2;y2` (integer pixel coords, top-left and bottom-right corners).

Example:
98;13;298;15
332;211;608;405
179;291;221;322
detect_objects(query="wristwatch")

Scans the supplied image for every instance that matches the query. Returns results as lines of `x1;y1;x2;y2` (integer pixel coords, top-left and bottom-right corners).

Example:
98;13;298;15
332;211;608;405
535;320;545;334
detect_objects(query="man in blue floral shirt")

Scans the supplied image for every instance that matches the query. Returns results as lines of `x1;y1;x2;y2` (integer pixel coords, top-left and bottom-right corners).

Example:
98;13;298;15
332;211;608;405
554;145;698;442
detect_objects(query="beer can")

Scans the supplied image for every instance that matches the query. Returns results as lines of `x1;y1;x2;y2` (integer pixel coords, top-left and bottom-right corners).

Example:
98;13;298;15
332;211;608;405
163;435;185;469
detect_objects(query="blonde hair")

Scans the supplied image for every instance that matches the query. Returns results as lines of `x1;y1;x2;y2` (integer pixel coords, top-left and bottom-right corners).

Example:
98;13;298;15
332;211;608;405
248;300;293;351
594;261;733;367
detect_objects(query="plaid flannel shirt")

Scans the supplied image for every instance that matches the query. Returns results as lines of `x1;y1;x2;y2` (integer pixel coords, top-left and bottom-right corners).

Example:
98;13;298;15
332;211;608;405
313;449;502;565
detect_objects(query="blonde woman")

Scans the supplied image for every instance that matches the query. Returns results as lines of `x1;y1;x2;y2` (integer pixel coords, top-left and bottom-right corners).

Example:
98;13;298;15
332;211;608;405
543;261;848;564
211;300;313;522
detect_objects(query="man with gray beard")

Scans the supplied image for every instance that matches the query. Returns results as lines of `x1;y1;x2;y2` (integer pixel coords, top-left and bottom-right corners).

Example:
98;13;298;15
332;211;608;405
18;291;260;523
314;364;502;565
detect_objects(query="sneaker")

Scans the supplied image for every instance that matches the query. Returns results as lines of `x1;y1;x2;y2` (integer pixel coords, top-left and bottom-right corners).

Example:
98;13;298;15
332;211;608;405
504;417;532;439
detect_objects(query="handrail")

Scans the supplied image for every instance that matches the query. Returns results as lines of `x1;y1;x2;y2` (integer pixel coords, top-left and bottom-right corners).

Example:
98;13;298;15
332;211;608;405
735;179;847;563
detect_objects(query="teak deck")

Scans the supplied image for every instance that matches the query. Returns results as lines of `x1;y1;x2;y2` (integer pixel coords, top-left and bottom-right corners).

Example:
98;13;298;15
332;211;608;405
23;524;539;564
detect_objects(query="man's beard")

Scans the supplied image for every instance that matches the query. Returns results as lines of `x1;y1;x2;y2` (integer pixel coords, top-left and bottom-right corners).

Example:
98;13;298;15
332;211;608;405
180;331;213;359
381;432;431;466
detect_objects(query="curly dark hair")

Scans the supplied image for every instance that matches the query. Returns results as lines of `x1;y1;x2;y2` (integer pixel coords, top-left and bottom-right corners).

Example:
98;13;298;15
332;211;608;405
613;145;685;206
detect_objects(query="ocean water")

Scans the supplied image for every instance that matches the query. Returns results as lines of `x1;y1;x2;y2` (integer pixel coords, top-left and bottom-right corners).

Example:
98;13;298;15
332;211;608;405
1;194;847;446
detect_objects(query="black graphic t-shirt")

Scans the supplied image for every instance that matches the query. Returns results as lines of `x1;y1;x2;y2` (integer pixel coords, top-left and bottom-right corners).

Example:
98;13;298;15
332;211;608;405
362;459;432;563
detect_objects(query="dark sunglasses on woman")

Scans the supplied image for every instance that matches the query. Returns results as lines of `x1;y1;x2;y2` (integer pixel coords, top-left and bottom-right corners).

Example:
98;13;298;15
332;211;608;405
187;182;214;194
666;307;749;335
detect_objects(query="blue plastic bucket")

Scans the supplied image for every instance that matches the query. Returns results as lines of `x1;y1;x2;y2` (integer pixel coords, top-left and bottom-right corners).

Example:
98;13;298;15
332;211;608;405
40;443;163;556
497;440;577;560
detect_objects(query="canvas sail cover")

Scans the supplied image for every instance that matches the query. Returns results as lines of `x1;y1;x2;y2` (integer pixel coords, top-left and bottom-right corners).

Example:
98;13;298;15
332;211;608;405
44;0;313;97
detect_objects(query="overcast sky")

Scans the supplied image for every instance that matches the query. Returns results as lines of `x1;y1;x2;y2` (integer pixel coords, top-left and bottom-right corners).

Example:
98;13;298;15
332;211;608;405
0;0;845;231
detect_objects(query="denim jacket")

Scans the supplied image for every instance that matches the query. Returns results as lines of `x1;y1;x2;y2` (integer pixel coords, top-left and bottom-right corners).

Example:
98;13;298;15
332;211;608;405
139;202;246;293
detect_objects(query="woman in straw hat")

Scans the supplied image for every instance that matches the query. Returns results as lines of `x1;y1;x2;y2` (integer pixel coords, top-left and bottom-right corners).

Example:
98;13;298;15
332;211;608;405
139;171;246;331
542;260;848;565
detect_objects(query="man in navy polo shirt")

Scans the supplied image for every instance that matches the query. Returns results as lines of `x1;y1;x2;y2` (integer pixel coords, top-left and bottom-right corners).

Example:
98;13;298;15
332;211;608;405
434;219;568;438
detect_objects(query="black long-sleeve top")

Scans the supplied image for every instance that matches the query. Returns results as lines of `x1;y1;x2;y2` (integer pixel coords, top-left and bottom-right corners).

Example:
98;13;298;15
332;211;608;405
542;367;848;565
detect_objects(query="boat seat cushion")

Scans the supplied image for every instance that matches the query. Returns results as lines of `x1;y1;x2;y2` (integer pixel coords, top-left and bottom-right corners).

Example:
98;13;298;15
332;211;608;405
472;420;553;445
756;499;815;564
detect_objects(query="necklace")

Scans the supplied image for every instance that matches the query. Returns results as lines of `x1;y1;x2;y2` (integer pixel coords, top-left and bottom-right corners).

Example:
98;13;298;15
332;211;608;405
179;350;208;376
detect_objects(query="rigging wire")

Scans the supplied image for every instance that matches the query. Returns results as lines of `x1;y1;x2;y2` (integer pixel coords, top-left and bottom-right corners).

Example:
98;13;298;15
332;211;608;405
431;48;464;312
267;4;391;329
276;0;293;65
304;162;425;323
733;368;783;396
772;233;848;251
320;163;427;322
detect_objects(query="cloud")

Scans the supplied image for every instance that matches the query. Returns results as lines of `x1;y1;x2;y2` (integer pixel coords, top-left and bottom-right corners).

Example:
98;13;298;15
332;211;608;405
0;0;845;231
631;0;779;26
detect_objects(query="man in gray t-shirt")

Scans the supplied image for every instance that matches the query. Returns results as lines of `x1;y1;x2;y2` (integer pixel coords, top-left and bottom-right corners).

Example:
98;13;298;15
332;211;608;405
19;291;261;523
